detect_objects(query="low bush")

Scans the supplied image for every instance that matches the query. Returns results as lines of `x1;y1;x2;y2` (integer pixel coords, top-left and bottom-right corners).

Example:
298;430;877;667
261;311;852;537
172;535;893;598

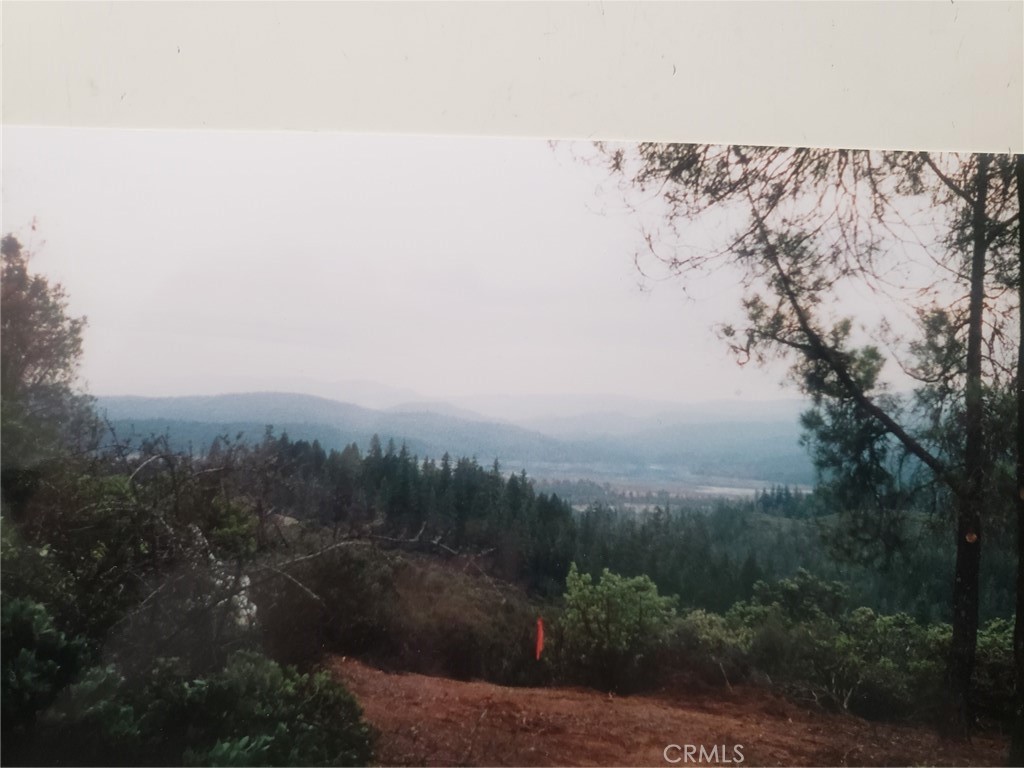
557;563;677;692
972;617;1014;726
1;597;91;761
2;594;374;767
670;572;1013;726
663;609;750;690
11;648;375;766
138;651;375;767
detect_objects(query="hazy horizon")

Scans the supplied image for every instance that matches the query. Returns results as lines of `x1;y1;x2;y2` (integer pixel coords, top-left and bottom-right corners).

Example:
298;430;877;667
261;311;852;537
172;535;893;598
93;380;812;425
5;127;796;405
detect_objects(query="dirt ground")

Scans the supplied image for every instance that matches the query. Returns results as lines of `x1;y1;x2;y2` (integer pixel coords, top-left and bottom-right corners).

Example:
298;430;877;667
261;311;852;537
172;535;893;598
329;657;1010;767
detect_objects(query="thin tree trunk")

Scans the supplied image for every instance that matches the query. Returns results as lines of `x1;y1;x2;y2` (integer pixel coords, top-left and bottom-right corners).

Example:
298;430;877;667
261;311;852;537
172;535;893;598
947;153;990;734
1009;153;1024;766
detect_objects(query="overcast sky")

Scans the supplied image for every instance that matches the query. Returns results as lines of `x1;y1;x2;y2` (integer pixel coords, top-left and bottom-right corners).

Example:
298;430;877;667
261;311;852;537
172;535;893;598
3;127;792;405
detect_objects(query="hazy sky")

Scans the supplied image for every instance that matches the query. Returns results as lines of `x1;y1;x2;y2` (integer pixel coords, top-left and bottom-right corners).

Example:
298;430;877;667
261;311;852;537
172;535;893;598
3;127;792;404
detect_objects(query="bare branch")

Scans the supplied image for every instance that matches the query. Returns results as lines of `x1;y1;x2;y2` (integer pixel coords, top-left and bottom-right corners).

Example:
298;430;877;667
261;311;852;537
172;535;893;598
264;565;325;605
922;154;974;205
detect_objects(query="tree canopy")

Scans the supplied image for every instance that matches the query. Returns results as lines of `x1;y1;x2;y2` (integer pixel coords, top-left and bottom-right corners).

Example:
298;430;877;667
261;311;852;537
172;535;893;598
596;144;1022;747
1;235;96;514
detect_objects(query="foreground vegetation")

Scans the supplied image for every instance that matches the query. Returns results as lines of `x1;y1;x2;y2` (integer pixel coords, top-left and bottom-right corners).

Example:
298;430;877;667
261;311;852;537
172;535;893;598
4;418;1013;765
2;236;377;766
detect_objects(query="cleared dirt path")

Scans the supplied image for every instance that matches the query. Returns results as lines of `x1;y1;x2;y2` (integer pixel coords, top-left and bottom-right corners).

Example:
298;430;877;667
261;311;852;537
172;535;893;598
329;657;1010;766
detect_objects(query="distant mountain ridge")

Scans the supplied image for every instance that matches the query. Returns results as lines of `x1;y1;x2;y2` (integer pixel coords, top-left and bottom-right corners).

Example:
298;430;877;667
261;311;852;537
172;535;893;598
98;392;592;465
97;391;815;488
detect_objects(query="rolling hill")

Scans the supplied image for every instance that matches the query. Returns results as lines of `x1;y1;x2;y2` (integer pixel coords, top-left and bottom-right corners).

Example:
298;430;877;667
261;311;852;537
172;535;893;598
97;391;815;488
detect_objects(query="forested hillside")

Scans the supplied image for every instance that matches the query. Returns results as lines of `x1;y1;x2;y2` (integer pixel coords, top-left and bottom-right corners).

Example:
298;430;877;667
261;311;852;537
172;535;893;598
98;392;816;487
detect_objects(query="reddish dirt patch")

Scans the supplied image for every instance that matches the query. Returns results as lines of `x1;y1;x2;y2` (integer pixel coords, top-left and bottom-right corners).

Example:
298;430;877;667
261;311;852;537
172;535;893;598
330;657;1009;767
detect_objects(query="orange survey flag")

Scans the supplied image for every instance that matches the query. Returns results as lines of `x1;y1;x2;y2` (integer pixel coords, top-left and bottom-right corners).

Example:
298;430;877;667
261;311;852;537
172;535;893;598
535;617;545;660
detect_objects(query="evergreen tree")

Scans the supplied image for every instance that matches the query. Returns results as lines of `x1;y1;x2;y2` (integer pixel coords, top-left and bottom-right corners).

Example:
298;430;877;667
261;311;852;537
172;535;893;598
597;145;1021;735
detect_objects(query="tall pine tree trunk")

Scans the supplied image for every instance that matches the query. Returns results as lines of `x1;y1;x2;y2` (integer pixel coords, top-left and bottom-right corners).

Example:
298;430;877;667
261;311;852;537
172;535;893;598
1009;153;1024;766
948;153;990;733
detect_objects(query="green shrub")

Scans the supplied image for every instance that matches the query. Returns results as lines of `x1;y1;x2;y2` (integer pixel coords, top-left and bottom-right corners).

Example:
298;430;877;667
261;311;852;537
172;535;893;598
1;596;90;758
0;517;75;620
3;643;374;766
662;576;1001;726
746;607;827;680
660;610;749;689
151;651;375;767
750;568;848;622
973;617;1014;725
35;665;143;765
558;563;676;692
834;608;947;720
726;600;948;720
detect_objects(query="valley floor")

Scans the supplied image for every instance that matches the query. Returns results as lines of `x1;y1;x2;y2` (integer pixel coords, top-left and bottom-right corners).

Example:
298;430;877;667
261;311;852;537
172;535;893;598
330;657;1009;767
